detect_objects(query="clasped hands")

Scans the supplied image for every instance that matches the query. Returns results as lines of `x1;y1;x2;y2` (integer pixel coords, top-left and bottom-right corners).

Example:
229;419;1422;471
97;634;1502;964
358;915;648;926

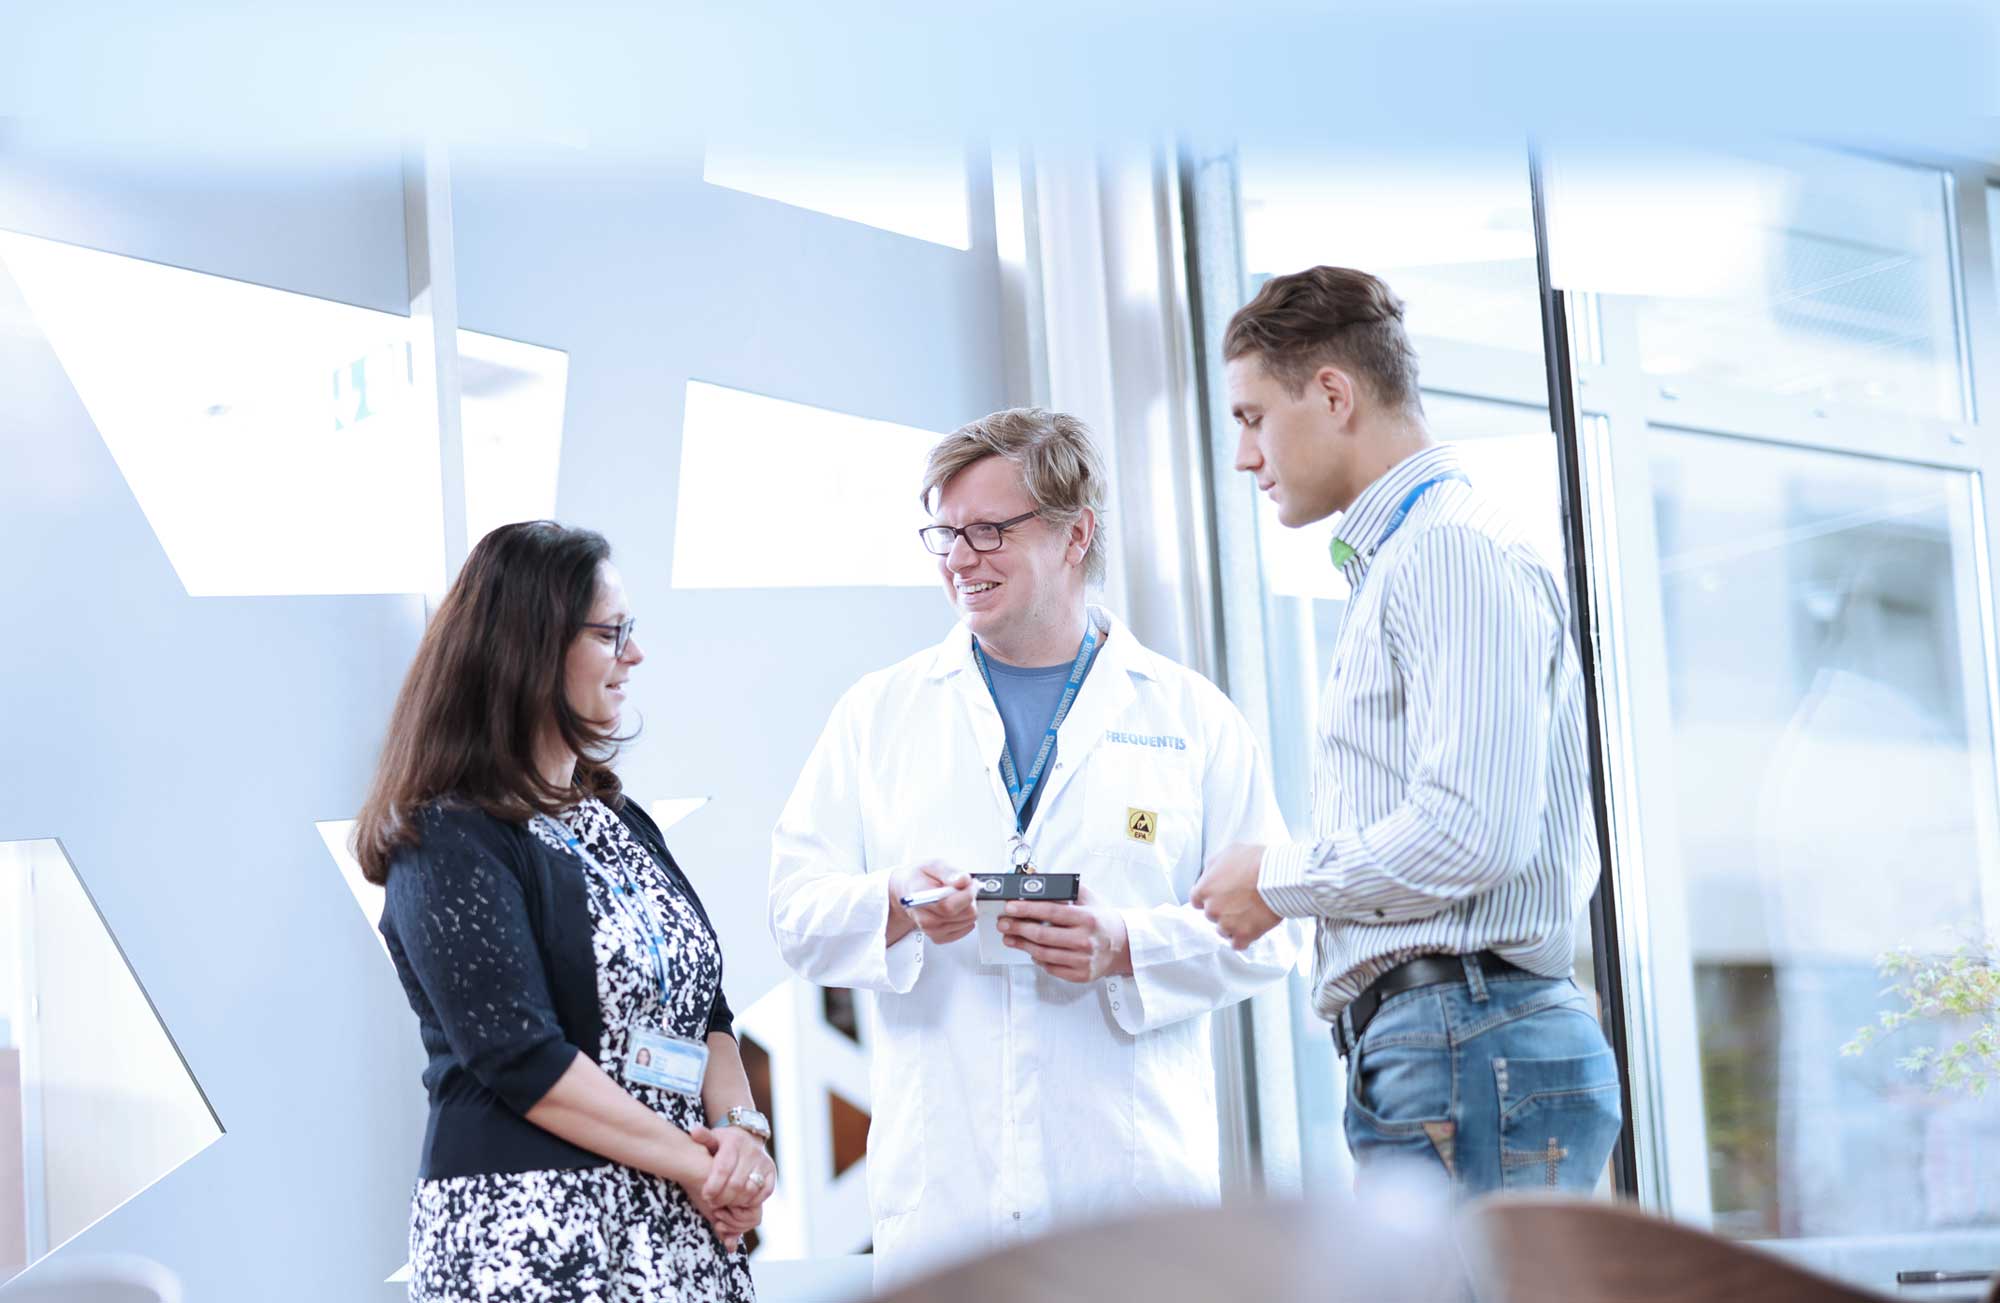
682;1123;776;1253
1189;842;1281;950
889;861;1132;983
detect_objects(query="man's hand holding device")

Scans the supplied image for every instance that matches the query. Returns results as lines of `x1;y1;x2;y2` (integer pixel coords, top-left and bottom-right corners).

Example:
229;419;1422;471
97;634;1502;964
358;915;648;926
888;861;978;944
999;882;1132;983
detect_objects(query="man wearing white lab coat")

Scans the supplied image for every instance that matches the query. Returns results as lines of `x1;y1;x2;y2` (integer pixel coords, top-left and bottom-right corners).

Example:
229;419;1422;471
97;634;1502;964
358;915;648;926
770;407;1299;1289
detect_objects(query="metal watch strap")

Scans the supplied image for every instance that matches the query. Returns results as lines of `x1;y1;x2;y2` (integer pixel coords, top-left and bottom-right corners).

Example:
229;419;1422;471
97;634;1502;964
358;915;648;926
716;1105;771;1142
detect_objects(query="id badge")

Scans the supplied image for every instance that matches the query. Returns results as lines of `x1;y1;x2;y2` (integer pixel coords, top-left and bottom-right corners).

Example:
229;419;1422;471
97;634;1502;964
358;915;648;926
978;895;1034;966
976;872;1083;966
625;1027;708;1095
980;839;1041;967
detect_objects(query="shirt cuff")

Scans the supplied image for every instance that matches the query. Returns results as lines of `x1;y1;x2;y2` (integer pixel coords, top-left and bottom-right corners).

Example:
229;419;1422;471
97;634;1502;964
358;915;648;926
1105;969;1146;1034
1258;842;1322;919
883;914;925;994
1106;906;1163;1033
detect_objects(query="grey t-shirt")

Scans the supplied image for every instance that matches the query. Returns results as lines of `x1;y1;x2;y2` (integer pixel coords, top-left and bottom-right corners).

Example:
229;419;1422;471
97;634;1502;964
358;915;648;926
981;653;1079;830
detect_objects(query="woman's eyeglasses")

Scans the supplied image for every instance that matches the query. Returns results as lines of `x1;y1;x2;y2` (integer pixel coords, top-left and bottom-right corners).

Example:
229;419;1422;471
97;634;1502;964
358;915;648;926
581;618;636;656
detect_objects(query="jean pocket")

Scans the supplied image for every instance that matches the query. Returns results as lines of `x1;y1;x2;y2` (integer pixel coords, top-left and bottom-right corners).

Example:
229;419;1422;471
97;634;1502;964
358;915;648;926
1495;1048;1622;1191
1347;1009;1453;1132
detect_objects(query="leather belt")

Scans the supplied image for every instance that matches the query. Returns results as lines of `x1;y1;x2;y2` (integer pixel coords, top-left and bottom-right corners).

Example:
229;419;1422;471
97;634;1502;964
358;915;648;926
1333;951;1530;1057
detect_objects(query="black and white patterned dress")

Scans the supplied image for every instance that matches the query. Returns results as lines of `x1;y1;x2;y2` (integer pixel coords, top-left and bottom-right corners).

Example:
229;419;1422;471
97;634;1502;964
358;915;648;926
408;798;758;1303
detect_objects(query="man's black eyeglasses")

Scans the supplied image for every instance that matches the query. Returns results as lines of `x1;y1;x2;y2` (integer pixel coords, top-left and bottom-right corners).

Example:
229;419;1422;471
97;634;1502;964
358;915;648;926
918;510;1040;557
582;618;636;656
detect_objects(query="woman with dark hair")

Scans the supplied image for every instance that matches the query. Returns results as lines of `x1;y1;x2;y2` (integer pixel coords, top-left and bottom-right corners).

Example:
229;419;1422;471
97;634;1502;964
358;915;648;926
358;521;769;1302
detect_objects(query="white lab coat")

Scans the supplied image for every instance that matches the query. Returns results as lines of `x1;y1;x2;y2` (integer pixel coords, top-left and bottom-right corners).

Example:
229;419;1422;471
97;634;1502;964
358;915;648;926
769;608;1300;1289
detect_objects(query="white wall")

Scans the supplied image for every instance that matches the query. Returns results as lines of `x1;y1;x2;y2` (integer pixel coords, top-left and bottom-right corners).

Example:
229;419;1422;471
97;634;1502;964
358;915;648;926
449;144;1012;1015
0;140;429;1300
2;135;1019;1296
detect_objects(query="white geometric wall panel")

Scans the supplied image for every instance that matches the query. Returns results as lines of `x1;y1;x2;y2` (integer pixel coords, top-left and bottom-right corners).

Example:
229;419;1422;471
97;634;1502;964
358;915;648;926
671;382;941;591
0;840;220;1286
0;230;566;597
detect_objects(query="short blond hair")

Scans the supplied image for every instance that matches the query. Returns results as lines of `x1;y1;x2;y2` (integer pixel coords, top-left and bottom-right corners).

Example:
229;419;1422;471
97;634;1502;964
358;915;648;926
921;407;1109;586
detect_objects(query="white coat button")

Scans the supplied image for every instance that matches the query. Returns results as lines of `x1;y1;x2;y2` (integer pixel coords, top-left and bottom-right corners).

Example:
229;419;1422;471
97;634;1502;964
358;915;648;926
1112;1001;1122;1011
1012;1211;1022;1220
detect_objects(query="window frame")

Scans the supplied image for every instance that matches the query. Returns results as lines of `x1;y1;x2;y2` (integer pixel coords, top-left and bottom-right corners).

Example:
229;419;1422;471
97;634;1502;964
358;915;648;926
1186;139;2000;1268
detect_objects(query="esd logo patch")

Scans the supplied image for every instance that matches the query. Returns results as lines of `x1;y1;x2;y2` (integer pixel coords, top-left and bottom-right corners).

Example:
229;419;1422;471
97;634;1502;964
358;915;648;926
1126;808;1157;844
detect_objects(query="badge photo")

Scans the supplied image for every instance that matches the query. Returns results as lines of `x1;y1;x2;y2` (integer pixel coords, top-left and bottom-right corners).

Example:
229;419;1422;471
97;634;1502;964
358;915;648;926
625;1028;708;1095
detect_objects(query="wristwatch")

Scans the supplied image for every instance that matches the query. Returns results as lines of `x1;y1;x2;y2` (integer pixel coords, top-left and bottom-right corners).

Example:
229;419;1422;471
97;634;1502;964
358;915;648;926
714;1105;772;1144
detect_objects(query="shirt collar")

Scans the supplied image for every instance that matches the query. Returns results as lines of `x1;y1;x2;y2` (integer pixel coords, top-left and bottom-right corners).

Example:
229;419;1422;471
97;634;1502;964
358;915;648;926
1328;443;1463;587
925;604;1156;682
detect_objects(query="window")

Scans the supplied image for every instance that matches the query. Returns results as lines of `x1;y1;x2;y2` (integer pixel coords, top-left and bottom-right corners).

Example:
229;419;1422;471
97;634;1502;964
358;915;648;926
1548;145;1966;421
1215;149;1583;1194
1648;434;1999;1240
1238;149;1545;378
1202;133;2000;1292
1554;143;2000;1285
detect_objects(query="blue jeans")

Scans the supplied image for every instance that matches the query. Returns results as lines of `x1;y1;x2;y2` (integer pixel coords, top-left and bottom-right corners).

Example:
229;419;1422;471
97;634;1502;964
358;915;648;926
1340;959;1622;1194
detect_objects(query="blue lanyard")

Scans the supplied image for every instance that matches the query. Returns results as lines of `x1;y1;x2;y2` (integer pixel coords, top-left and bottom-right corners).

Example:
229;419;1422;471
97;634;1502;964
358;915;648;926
1344;471;1468;596
971;620;1102;834
534;813;672;1007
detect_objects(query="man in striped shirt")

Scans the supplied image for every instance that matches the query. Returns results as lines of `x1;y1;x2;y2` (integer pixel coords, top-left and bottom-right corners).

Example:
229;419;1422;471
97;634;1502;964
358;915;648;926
1190;265;1621;1193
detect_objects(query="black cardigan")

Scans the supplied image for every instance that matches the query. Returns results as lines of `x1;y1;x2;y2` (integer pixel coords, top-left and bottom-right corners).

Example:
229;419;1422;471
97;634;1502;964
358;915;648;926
380;797;733;1180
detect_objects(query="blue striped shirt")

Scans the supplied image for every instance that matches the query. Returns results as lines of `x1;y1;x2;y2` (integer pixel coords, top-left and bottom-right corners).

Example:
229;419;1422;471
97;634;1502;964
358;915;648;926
1257;443;1600;1022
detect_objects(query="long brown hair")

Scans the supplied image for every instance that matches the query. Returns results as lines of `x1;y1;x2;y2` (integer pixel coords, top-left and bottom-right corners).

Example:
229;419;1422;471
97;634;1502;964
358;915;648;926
355;521;627;884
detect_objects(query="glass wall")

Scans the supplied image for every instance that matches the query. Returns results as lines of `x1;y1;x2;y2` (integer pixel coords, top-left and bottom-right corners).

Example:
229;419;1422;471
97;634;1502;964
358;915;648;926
1552;143;2000;1284
1238;150;1545;368
1648;431;1996;1238
1226;146;1583;1195
1550;145;1965;420
1205;138;2000;1289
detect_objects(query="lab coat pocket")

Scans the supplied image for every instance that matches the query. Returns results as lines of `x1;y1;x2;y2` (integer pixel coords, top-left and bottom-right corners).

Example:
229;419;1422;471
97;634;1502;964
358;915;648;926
1080;843;1176;911
1081;755;1198;902
865;1024;926;1218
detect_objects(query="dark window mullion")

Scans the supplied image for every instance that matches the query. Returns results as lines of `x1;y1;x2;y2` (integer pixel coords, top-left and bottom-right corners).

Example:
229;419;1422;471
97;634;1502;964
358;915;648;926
1528;142;1641;1199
